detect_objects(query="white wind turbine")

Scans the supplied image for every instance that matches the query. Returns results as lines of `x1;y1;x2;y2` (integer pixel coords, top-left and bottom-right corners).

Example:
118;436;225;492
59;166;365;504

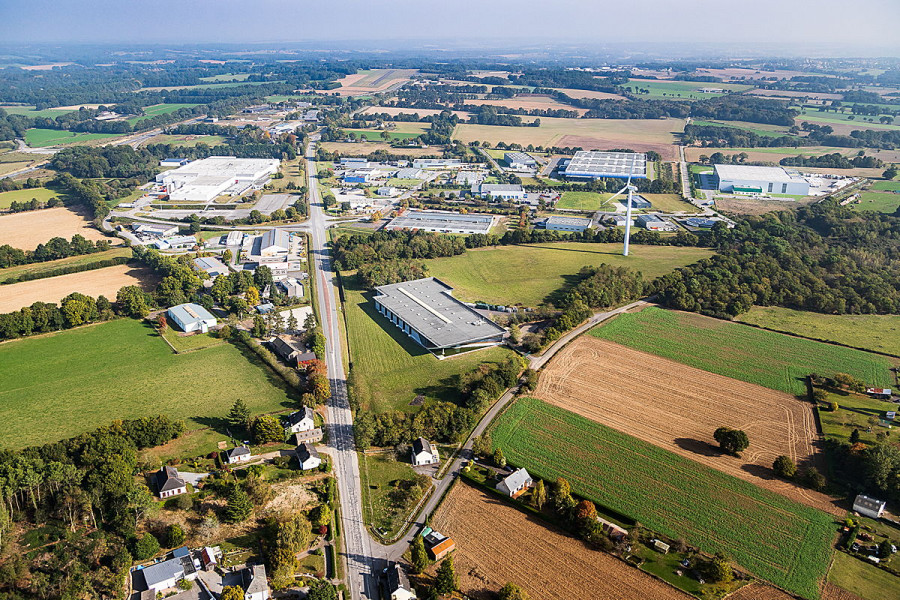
602;153;639;256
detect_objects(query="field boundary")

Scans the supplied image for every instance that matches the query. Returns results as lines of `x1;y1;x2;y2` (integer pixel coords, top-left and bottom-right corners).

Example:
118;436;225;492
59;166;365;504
736;318;900;361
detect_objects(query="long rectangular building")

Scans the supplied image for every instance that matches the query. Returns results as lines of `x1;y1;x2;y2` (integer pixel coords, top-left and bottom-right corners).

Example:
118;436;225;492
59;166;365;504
155;156;280;202
385;210;496;235
564;151;647;180
713;164;810;196
373;278;506;353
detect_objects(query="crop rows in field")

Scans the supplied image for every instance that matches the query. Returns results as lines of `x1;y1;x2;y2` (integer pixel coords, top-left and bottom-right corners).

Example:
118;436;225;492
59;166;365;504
492;397;836;600
589;307;897;395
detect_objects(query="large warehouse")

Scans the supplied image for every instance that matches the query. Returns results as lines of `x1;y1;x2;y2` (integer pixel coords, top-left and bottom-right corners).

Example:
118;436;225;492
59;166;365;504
155;156;280;202
385;210;496;235
563;151;647;180
373;278;507;354
713;164;810;196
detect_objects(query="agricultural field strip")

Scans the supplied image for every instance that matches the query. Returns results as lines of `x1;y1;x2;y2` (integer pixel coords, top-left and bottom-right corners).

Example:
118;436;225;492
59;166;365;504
536;336;836;514
492;398;836;599
430;481;691;600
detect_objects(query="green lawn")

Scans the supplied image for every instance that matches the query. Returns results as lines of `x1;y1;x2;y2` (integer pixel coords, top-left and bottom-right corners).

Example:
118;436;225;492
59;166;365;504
160;327;227;353
0;105;74;118
556;191;613;210
738;306;900;356
818;390;898;445
24;128;125;147
625;80;752;100
345;129;423;142
828;551;900;600
0;319;299;449
871;181;900;191
0;247;130;283
642;193;700;213
342;274;515;413
590;307;898;395
127;103;200;124
143;134;228;148
492;397;836;600
849;191;900;213
798;110;900;131
359;451;426;538
0;186;67;209
423;242;715;307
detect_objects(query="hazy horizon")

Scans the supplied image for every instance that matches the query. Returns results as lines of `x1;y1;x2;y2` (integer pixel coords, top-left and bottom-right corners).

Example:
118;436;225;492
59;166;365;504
2;0;899;56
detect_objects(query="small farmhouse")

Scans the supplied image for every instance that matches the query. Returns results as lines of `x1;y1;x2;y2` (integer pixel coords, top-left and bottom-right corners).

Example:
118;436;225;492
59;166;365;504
386;563;417;600
296;443;321;470
284;407;315;435
496;467;532;498
853;494;887;519
156;466;187;498
411;437;439;466
225;446;252;465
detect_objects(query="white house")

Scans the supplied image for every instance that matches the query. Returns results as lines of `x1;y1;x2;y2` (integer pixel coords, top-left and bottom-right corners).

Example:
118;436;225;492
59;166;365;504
260;229;290;257
242;564;270;600
853;494;887;519
225;446;252;465
386;564;417;600
167;303;218;334
496;467;532;498
156;466;187;498
138;548;198;595
284;407;315;435
411;438;439;466
296;443;321;471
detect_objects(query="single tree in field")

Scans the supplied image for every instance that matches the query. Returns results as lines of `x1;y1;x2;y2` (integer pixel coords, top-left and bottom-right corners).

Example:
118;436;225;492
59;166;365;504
499;582;530;600
849;429;860;444
713;427;749;457
433;555;457;595
530;479;547;510
772;455;796;479
410;535;428;574
228;398;251;430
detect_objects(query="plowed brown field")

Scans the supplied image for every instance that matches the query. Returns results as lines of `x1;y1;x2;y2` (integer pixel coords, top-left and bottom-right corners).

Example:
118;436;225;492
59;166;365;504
536;336;841;515
429;482;690;600
0;265;155;312
725;583;796;600
822;584;865;600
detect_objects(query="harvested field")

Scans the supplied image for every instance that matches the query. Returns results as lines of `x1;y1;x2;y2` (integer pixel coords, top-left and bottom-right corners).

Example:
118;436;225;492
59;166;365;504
464;96;587;115
320;142;438;157
453;117;684;160
536;336;839;514
822;585;865;600
553;88;628;101
725;583;797;600
361;106;469;120
0;206;109;250
0;264;155;312
715;195;818;215
335;68;416;96
430;482;690;600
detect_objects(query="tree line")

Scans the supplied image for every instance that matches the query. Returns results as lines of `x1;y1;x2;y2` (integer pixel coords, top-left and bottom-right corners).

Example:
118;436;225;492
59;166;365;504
0;234;112;269
780;152;884;169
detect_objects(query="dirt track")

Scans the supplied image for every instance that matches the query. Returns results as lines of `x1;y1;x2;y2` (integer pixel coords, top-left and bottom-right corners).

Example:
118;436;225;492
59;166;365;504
0;206;109;250
429;482;691;600
536;337;841;515
0;265;155;312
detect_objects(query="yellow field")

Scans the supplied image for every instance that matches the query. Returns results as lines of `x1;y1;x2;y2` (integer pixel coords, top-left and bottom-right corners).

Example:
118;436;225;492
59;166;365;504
0;206;110;250
453;117;685;160
0;265;156;312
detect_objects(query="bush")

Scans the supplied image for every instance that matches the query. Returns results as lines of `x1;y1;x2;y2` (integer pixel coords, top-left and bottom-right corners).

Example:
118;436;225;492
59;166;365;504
133;533;160;560
175;493;194;510
166;524;185;548
773;455;797;479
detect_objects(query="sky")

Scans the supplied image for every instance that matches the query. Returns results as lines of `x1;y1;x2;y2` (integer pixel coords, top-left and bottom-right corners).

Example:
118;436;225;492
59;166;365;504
1;0;899;55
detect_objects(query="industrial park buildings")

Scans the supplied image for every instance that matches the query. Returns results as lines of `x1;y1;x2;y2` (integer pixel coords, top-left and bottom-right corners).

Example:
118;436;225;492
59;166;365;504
154;156;280;202
373;278;506;353
713;164;810;196
563;151;647;180
385;210;496;235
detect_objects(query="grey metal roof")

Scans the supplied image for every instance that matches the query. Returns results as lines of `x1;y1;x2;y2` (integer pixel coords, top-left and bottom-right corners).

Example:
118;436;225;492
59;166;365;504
168;303;217;327
713;164;804;184
564;151;647;179
546;215;592;227
854;494;886;511
386;564;411;592
636;213;665;224
141;557;184;587
226;446;251;458
286;407;314;426
374;277;506;349
386;210;495;234
193;257;228;274
504;151;536;165
472;183;524;194
260;228;290;250
412;437;434;456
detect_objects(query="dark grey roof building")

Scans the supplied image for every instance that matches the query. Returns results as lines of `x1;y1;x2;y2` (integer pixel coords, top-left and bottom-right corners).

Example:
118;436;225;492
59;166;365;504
373;277;506;354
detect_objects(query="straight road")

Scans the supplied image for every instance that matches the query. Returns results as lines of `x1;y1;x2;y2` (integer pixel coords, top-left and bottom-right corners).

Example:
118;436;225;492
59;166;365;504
305;140;378;600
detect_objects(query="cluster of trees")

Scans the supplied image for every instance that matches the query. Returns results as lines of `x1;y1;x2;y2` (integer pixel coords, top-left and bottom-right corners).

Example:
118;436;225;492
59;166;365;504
333;230;467;270
771;454;826;490
0;415;184;599
0;235;112;268
780;152;884;169
356;260;429;289
2;254;131;286
52;172;116;220
0;292;126;340
684;123;805;149
650;202;900;318
132;246;202;308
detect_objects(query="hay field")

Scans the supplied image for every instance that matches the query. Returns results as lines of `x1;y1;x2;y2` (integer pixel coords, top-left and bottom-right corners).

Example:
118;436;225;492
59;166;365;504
553;88;628;101
464;96;587;115
0;264;155;312
335;69;417;95
453;117;684;160
0;206;109;250
430;482;691;600
320;141;437;157
536;336;838;514
361;106;469;119
714;195;819;216
725;583;798;600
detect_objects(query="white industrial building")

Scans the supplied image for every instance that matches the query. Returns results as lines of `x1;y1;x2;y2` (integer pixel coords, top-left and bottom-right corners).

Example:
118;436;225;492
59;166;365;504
504;151;537;171
225;231;244;246
636;214;677;232
713;164;810;196
259;229;291;257
167;303;218;333
386;210;497;235
154;156;280;202
412;158;462;169
470;183;526;201
564;151;647;180
193;256;229;278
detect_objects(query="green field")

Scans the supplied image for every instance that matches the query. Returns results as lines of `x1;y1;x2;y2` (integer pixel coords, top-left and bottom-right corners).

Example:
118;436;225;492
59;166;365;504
625;79;753;100
691;119;794;138
849;191;900;213
871;180;900;191
0;318;298;449
798;109;900;131
127;103;200;124
0;105;74;118
827;551;900;600
0;247;130;283
818;390;898;446
492;397;836;599
359;451;425;538
642;193;701;213
423;242;715;307
345;125;427;142
590;307;898;395
24;128;124;147
738;306;900;356
556;191;613;210
143;134;228;148
0;186;66;209
342;274;516;413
